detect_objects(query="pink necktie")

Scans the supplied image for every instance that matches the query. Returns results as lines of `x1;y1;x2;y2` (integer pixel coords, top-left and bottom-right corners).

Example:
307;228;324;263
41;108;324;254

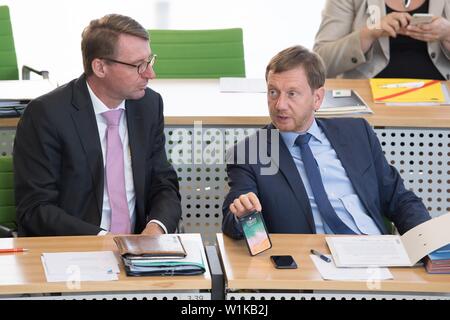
101;109;131;234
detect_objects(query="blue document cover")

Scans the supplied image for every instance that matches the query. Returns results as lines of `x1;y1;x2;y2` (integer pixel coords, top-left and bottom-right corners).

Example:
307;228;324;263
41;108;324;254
428;244;450;261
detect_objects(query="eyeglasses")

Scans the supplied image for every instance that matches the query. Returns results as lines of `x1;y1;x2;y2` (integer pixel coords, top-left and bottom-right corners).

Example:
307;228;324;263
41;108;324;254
101;54;157;74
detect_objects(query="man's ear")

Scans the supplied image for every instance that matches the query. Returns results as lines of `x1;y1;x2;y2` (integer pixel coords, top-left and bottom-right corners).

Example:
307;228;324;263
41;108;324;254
91;58;106;78
313;86;325;111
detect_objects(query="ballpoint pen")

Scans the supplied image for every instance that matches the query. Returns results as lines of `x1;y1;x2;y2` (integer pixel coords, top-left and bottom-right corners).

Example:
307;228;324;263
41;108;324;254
0;248;28;253
380;81;425;89
310;249;331;263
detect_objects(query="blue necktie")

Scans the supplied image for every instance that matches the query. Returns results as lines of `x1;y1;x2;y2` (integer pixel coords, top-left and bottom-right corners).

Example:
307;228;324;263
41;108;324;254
295;133;355;234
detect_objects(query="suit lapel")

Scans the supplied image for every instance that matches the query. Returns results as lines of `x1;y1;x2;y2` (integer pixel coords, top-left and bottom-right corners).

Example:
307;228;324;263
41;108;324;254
70;76;103;221
266;124;316;233
125;100;146;220
317;120;373;217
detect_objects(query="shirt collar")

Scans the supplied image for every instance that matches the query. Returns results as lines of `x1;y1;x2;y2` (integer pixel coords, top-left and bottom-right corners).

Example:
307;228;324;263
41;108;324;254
86;81;126;115
280;119;323;149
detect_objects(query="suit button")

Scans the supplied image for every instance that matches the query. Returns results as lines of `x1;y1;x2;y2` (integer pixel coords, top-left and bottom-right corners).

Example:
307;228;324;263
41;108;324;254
430;52;436;59
351;57;358;63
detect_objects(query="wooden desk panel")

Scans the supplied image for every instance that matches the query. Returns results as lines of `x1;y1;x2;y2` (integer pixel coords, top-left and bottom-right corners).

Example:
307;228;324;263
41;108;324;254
217;233;450;293
0;234;210;295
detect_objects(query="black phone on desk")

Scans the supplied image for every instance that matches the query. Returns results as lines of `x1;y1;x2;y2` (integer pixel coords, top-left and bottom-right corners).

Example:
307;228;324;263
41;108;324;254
239;211;272;256
270;255;298;269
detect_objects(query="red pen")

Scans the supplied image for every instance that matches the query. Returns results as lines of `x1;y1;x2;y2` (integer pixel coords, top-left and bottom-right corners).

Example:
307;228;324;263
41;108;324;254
0;248;28;253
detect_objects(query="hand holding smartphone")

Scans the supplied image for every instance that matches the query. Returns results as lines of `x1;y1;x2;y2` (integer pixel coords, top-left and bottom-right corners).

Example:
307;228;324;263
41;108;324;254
239;211;272;256
409;13;434;26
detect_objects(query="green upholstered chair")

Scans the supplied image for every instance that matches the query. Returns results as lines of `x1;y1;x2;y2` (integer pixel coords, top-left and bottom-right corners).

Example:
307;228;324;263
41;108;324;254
148;28;245;78
0;5;49;80
0;156;16;237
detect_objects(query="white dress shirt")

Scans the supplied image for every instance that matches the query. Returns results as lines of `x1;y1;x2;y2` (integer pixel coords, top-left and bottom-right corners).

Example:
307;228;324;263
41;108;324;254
280;120;381;235
86;83;167;235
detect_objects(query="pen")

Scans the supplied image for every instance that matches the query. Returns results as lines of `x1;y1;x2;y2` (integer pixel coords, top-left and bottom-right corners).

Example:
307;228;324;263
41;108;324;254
310;249;331;263
380;81;425;89
0;248;28;253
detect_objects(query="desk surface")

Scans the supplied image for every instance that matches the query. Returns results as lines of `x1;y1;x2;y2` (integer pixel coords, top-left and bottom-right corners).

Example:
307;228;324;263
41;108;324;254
1;79;450;128
217;233;450;293
0;234;211;295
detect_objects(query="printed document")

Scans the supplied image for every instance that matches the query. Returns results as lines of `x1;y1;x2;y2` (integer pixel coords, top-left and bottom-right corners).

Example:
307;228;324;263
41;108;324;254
326;213;450;267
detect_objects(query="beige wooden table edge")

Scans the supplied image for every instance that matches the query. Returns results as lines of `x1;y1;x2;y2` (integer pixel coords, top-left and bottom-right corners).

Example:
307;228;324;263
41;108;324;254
0;234;211;296
216;233;450;294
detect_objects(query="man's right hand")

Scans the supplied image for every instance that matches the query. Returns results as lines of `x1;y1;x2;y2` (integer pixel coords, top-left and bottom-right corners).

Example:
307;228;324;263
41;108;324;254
229;192;262;218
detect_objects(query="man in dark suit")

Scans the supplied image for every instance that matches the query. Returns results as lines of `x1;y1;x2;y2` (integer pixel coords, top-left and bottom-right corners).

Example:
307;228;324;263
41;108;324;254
222;45;430;239
14;14;181;236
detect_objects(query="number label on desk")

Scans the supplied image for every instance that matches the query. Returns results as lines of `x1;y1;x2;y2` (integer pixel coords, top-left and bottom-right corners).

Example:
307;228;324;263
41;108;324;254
187;295;204;300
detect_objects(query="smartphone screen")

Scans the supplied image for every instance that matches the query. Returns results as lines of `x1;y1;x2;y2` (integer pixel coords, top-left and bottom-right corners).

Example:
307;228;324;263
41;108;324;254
271;255;298;269
239;211;272;256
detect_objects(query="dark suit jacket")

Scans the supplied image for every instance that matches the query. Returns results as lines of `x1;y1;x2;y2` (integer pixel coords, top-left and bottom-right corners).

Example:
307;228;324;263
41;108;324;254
222;118;430;238
14;75;181;236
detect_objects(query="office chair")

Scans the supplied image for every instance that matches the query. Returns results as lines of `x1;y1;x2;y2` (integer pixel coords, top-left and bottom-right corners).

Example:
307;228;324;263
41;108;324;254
0;5;49;80
148;28;245;78
0;156;16;237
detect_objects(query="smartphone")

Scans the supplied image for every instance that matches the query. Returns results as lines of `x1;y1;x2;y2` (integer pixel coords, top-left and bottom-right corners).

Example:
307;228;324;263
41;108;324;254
239;211;272;256
270;255;298;269
410;13;434;26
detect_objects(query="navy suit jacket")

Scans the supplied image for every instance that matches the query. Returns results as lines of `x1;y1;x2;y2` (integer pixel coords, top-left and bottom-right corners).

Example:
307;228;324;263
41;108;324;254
222;118;430;238
14;75;181;236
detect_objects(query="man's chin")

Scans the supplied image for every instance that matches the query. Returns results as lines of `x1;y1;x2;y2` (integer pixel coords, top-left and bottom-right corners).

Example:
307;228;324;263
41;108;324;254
273;120;293;132
128;89;146;100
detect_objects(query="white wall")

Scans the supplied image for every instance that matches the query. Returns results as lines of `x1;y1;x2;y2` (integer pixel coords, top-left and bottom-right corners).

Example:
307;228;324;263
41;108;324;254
1;0;326;84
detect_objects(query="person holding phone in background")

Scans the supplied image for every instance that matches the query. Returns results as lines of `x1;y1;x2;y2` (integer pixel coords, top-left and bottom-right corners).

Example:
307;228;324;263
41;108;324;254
313;0;450;79
222;45;431;239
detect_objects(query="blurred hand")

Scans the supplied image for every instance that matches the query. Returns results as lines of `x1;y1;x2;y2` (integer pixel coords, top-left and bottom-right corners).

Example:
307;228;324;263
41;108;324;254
377;12;412;38
229;192;262;218
141;222;165;236
406;16;450;42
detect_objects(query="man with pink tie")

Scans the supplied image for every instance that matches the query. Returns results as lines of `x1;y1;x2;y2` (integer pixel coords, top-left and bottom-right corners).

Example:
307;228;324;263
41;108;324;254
14;14;181;236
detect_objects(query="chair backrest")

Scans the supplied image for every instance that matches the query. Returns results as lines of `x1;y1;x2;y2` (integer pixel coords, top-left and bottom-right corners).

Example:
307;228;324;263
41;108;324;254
0;156;16;230
0;6;18;80
148;28;245;78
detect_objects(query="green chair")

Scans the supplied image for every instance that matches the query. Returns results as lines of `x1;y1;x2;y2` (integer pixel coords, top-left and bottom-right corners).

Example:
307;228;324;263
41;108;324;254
0;5;49;80
0;156;16;237
148;28;245;78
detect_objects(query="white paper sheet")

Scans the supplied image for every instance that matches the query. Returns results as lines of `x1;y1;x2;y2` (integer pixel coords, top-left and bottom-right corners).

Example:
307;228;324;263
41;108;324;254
310;254;393;281
326;235;412;267
42;251;119;282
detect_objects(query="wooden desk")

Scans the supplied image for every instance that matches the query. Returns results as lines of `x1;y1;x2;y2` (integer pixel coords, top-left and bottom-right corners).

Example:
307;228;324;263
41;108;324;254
1;79;450;128
0;234;211;299
217;233;450;300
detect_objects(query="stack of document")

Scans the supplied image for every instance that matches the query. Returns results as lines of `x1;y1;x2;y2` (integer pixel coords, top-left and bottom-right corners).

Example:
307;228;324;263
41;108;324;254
0;100;28;117
424;244;450;274
41;251;120;282
113;235;205;276
317;89;372;115
369;78;450;106
121;239;205;276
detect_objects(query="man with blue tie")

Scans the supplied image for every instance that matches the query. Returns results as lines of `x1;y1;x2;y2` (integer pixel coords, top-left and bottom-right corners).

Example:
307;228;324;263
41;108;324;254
222;45;430;238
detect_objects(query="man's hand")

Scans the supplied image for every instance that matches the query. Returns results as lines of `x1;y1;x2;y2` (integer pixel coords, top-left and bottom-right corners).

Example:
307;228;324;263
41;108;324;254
141;222;165;235
229;192;262;218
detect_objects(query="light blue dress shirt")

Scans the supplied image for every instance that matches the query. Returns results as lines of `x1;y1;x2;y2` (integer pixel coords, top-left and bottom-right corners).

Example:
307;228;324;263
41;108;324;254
280;120;381;235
